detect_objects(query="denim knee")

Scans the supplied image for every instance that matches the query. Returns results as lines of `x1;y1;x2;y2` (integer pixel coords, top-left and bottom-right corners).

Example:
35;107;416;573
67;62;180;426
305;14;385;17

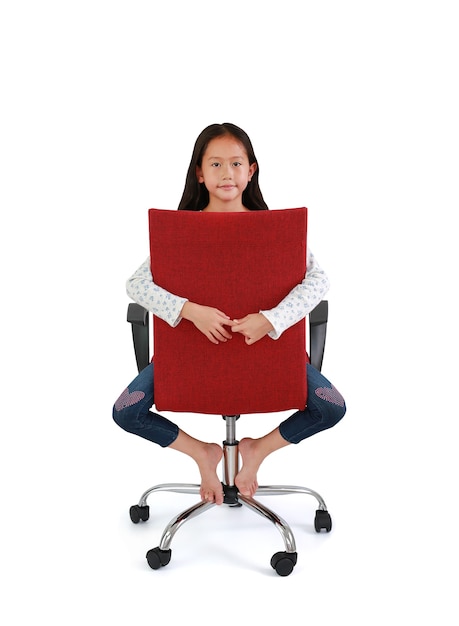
112;365;179;447
279;400;345;444
112;399;179;447
112;402;136;433
112;382;149;430
279;365;346;444
324;399;346;428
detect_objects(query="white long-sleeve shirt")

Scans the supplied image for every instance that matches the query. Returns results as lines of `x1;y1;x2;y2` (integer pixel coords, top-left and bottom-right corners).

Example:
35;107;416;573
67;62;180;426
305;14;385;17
126;250;329;340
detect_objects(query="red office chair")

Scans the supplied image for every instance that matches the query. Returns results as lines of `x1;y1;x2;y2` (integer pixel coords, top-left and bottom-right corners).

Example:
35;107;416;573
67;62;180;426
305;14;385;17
126;208;332;576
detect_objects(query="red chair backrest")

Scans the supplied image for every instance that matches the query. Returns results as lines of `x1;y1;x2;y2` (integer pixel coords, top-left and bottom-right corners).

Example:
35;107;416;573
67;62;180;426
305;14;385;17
149;208;308;415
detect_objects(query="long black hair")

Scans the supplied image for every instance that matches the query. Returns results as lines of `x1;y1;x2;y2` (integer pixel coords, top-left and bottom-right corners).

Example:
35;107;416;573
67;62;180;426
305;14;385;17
177;123;269;211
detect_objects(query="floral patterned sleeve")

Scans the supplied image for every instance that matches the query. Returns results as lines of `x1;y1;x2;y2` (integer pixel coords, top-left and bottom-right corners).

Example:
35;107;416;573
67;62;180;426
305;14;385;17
260;249;330;340
126;257;188;327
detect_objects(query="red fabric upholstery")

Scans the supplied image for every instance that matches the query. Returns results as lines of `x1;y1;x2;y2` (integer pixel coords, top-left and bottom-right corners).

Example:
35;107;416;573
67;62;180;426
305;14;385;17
149;208;308;415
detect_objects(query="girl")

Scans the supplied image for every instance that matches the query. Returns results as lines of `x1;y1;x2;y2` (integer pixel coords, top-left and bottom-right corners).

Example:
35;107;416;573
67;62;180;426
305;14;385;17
113;123;346;506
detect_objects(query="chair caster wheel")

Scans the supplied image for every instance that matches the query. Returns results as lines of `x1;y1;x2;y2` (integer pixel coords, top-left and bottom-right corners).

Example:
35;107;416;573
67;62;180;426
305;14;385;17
129;504;150;524
270;551;297;576
146;547;172;570
314;509;332;532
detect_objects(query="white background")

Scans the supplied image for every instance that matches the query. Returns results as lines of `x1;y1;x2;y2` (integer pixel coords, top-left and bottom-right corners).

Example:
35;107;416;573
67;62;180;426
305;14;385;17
1;1;458;624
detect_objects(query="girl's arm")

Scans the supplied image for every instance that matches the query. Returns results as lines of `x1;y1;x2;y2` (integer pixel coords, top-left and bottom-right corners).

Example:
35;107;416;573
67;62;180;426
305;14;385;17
126;258;234;343
127;250;329;344
231;249;329;344
260;249;330;340
126;257;188;327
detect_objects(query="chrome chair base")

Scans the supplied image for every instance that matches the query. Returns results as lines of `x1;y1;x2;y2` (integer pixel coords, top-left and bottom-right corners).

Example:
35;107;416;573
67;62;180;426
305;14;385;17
129;416;332;576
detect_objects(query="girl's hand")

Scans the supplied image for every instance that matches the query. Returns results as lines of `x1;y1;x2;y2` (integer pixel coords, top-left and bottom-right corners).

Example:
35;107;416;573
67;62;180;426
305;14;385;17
180;302;235;344
231;313;274;345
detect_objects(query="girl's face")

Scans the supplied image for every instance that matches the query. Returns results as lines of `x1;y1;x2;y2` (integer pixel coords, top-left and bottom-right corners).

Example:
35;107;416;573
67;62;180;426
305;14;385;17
196;135;257;211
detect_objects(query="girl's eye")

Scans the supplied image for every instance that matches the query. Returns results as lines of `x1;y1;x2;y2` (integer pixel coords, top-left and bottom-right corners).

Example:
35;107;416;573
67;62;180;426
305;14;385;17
233;162;242;167
211;162;221;167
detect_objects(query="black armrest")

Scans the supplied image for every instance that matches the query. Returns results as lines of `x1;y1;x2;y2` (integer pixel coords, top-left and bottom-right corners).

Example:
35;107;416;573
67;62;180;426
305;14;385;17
127;303;150;373
309;300;328;372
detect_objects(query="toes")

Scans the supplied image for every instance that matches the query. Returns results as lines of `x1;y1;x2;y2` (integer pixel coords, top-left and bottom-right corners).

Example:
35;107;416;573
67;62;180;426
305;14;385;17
236;481;258;498
201;488;224;505
201;489;212;502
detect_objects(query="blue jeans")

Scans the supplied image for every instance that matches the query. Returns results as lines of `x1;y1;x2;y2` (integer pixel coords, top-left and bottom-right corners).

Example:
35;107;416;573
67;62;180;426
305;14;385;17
113;363;345;447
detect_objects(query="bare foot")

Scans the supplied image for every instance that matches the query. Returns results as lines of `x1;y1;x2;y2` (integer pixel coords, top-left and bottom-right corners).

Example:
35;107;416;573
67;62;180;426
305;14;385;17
197;442;224;505
234;438;261;497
